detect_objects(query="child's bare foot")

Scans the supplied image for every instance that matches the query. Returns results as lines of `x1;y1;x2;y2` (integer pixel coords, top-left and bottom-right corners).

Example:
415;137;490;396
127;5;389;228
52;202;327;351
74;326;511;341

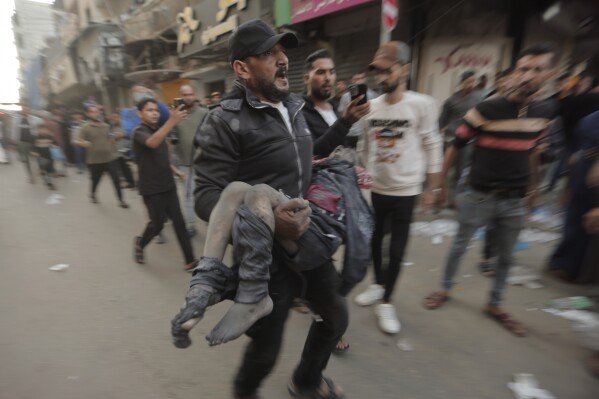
206;296;273;346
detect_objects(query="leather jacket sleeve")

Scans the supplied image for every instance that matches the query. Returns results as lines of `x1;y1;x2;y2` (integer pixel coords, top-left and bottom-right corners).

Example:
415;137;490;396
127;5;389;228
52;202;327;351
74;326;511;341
193;111;240;222
312;118;352;158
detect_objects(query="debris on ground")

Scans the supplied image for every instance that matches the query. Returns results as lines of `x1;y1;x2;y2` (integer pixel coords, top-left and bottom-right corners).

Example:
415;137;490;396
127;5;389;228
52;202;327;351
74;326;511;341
546;296;594;311
49;264;69;271
543;308;599;351
397;339;413;352
45;194;64;205
507;373;556;399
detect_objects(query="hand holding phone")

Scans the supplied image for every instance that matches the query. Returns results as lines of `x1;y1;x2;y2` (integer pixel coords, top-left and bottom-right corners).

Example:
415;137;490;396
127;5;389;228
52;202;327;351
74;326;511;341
349;84;368;105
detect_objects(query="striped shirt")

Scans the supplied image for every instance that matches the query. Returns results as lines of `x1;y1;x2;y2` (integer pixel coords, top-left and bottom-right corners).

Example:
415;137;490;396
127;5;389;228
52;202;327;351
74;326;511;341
454;97;555;190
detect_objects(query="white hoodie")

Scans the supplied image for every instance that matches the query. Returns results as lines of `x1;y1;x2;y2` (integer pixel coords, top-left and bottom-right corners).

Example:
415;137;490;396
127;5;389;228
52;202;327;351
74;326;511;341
359;91;443;196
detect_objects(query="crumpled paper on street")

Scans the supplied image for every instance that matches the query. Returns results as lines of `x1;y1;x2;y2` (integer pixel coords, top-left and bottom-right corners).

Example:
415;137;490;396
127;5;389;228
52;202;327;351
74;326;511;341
45;193;64;205
543;308;599;351
508;373;556;399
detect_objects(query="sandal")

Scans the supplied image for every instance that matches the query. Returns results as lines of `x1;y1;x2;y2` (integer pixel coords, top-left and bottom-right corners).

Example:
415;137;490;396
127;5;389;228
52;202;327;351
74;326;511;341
423;291;450;310
478;260;495;277
134;236;145;264
332;336;349;354
484;308;527;337
288;376;345;399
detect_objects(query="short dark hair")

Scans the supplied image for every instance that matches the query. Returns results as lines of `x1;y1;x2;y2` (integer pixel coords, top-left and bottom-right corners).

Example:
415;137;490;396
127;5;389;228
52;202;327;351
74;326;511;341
498;66;514;78
517;43;558;66
460;70;476;83
304;49;333;73
137;98;157;111
84;105;97;113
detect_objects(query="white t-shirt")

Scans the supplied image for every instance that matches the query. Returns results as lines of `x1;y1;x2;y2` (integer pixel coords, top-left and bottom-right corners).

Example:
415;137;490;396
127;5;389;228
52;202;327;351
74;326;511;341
360;91;443;196
315;105;337;127
263;101;292;133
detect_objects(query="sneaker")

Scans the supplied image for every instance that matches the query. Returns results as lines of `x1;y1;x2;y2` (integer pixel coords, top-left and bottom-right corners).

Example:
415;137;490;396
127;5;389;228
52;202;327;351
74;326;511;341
154;233;166;244
375;303;401;334
354;284;384;306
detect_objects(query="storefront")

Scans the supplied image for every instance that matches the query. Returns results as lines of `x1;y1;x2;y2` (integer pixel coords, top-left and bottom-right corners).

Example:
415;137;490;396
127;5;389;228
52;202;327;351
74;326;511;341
276;0;383;92
176;0;269;98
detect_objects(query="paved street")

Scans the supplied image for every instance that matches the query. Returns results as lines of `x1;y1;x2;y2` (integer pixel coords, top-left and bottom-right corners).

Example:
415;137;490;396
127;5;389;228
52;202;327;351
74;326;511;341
1;160;598;399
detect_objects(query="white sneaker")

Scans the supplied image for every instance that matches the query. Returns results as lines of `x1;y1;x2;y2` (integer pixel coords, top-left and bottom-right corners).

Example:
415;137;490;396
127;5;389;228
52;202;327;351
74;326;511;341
354;284;384;306
375;303;401;334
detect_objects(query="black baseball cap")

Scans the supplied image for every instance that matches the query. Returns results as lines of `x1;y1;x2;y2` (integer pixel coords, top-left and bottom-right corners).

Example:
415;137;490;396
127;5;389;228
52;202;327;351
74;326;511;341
228;19;298;63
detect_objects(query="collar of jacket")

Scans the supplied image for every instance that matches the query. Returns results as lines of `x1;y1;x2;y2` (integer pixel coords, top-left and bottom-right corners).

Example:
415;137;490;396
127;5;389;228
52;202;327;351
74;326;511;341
221;80;305;117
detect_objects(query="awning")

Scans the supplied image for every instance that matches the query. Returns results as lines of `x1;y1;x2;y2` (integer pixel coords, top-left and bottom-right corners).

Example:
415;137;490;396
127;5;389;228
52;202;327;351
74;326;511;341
124;69;184;83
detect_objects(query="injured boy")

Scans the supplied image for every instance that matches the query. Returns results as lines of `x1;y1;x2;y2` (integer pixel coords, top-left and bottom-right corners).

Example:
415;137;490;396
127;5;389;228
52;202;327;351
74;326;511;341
171;159;373;348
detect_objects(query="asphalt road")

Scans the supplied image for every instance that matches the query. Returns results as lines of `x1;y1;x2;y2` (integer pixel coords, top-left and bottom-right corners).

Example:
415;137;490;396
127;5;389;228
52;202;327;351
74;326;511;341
1;160;598;399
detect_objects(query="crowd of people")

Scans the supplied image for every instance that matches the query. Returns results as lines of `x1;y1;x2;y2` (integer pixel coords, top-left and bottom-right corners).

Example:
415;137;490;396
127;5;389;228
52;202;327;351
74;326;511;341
2;18;599;398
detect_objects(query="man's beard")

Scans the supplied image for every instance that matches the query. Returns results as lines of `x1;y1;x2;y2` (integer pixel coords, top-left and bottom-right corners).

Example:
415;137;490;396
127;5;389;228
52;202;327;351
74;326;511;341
380;79;400;94
311;86;332;101
254;66;290;103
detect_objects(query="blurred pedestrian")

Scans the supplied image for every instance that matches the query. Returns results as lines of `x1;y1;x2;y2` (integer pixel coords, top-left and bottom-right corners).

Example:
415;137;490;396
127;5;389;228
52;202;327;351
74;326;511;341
132;98;197;270
75;105;129;208
31;123;58;190
423;44;558;337
300;48;370;351
355;41;443;335
69;111;86;173
13;106;42;183
173;84;208;237
330;78;348;111
108;113;135;189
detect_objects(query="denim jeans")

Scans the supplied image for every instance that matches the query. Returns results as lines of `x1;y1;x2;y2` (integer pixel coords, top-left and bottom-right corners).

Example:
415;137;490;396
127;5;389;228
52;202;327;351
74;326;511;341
177;165;196;230
441;188;526;306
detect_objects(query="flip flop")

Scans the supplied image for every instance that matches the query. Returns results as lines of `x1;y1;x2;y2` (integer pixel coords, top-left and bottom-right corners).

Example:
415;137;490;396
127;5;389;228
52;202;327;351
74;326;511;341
332;337;349;354
423;291;450;310
484;309;527;337
288;375;345;399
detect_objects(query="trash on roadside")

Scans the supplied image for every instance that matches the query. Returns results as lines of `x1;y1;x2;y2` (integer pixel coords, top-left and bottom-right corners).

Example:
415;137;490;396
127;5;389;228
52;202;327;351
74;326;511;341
402;261;414;267
49;264;69;271
507;373;555;399
397;339;413;352
543;309;599;351
463;274;473;278
432;235;443;245
524;281;544;289
45;193;64;205
547;296;594;311
507;266;544;289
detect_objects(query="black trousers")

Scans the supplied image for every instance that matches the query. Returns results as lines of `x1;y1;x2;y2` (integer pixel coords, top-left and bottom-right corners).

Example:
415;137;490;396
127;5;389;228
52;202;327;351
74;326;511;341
371;192;417;303
139;189;195;264
88;160;122;201
117;157;135;186
234;258;348;397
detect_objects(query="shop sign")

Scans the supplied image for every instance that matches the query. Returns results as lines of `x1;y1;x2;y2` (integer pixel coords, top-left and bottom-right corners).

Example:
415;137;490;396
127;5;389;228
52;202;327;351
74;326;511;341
178;0;259;58
417;39;512;103
290;0;374;24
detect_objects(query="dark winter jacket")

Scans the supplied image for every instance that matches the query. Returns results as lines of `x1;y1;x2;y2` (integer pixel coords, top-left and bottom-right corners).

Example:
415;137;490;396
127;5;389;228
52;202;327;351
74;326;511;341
194;81;313;221
301;94;352;158
308;159;374;295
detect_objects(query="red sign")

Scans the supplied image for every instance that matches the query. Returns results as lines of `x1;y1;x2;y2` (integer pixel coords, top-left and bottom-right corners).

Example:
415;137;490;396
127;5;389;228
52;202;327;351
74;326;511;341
290;0;374;24
382;0;398;33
